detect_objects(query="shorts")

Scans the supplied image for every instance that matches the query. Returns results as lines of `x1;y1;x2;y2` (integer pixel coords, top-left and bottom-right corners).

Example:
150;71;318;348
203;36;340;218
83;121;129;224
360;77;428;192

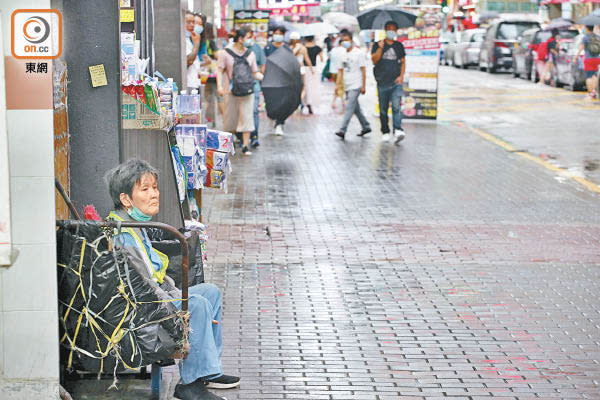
223;93;254;133
583;57;600;78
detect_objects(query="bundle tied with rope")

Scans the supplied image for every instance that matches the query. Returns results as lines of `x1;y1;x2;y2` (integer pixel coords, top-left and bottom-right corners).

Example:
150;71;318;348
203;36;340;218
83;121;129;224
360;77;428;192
57;221;190;387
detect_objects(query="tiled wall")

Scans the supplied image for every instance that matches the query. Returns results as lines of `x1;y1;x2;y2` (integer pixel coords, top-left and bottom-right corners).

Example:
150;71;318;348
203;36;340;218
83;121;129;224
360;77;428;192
0;0;60;398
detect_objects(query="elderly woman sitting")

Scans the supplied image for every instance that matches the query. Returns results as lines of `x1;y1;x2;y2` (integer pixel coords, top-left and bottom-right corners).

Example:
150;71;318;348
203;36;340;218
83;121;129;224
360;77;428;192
105;159;239;400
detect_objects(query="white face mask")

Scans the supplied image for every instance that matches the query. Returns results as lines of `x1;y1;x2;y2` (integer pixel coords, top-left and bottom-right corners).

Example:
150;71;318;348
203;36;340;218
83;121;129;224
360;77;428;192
386;30;397;40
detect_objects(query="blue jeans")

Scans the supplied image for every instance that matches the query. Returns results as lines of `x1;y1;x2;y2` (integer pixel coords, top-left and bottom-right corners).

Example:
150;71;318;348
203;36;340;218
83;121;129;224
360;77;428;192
177;283;223;384
251;81;261;142
340;89;370;134
377;83;403;133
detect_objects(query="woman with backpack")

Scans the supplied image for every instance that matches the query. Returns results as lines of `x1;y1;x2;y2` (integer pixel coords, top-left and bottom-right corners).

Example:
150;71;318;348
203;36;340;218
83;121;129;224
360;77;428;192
217;28;263;155
574;25;600;100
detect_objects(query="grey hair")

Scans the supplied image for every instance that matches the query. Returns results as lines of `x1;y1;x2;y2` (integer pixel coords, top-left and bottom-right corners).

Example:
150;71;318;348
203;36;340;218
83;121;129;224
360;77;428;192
104;159;159;210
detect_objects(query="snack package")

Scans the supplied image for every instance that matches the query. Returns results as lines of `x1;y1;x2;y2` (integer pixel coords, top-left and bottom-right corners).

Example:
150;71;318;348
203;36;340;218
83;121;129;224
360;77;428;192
175;124;207;150
206;130;234;154
206;149;229;172
204;168;225;189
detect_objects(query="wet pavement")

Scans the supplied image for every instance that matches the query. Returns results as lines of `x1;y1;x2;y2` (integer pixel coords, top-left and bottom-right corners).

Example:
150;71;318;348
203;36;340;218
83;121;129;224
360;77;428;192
66;70;600;399
438;66;600;188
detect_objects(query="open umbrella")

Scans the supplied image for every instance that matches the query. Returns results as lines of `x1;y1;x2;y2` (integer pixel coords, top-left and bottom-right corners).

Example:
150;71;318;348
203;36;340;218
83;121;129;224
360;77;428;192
300;22;339;38
357;6;417;30
262;47;302;123
544;18;574;31
578;10;600;26
322;12;359;30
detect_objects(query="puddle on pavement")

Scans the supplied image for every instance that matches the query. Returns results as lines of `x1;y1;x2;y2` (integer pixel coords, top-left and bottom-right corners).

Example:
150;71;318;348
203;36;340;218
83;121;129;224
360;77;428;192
584;159;599;172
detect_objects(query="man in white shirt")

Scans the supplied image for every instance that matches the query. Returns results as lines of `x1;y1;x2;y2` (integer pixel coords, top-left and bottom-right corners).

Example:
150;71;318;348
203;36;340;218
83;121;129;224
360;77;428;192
335;30;371;140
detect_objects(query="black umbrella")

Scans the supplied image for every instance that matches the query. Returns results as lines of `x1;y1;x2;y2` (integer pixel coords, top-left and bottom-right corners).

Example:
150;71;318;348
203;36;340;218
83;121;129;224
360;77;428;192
544;18;574;31
262;46;302;123
357;6;416;30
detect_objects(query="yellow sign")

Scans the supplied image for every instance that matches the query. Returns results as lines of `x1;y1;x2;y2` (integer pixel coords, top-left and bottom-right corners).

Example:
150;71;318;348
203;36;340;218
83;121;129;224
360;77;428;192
120;9;134;23
88;64;108;88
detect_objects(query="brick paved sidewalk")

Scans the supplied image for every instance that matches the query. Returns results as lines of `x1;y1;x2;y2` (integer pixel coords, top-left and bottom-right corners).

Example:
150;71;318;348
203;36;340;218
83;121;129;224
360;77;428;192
65;81;600;399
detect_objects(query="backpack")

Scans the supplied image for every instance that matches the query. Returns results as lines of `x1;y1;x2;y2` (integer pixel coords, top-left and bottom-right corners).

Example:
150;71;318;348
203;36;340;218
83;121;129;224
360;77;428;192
587;34;600;57
225;48;254;96
537;37;554;62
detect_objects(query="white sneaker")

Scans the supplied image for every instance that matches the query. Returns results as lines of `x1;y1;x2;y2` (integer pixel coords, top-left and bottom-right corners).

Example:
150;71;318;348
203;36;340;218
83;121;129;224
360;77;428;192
381;133;390;143
275;125;284;136
394;129;406;144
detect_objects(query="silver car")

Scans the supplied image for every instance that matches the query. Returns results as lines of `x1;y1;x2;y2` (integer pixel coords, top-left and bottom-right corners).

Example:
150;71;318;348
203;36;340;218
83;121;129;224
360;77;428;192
453;29;486;68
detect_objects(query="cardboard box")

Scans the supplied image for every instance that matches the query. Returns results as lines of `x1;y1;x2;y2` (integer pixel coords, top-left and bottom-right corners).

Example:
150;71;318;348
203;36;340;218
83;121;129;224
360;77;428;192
121;93;172;130
178;113;202;125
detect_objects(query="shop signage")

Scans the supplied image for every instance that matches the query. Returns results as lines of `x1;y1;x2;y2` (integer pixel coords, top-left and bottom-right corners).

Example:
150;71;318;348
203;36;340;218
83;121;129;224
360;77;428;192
233;9;271;44
269;5;319;17
257;0;321;9
397;9;442;120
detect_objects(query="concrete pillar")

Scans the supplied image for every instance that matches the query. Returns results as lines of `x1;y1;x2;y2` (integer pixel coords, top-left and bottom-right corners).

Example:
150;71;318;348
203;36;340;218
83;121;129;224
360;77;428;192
0;1;60;398
154;0;187;88
61;0;121;216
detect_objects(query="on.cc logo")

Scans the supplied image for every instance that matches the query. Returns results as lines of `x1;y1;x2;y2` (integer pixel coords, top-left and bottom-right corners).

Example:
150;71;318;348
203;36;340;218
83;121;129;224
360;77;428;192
22;16;50;44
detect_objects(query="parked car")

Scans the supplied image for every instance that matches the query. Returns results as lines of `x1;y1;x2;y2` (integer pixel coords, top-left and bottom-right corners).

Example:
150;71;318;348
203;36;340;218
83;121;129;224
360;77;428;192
453;29;486;68
443;32;460;66
512;28;539;79
554;34;587;91
479;19;541;73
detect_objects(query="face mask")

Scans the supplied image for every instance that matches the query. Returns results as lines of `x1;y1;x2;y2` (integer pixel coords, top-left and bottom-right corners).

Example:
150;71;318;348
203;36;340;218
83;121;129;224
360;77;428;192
386;30;397;40
194;25;204;35
185;30;191;38
273;34;284;43
342;40;351;49
127;206;152;222
244;38;253;48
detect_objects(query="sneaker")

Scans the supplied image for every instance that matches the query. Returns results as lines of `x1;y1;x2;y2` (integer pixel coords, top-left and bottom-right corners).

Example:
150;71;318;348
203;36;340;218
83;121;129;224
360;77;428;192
357;127;371;137
307;105;313;114
275;125;284;136
393;128;405;144
174;380;225;400
251;139;260;148
301;106;309;115
335;131;345;140
206;374;241;389
242;146;252;155
381;133;390;143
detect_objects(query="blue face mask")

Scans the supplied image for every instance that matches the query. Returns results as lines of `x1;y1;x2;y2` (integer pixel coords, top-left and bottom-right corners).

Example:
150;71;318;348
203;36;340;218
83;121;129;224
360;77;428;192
128;206;152;222
273;34;284;43
244;39;253;48
342;40;351;49
194;25;204;35
185;30;191;38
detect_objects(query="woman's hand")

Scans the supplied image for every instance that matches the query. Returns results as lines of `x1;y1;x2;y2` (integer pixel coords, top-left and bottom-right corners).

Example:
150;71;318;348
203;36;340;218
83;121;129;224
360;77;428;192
212;320;219;325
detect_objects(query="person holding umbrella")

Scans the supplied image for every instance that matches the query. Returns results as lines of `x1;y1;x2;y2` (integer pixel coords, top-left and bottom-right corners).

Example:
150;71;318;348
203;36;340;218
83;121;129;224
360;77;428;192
371;20;406;144
574;25;600;100
334;29;372;140
264;26;294;135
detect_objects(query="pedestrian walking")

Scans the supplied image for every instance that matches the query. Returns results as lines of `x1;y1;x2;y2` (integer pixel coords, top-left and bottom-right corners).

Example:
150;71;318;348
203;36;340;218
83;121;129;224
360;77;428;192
289;32;312;114
574;25;600;100
329;37;346;111
217;28;262;155
304;35;323;114
265;26;294;135
371;20;406;144
244;25;267;148
540;29;559;85
334;30;371;140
